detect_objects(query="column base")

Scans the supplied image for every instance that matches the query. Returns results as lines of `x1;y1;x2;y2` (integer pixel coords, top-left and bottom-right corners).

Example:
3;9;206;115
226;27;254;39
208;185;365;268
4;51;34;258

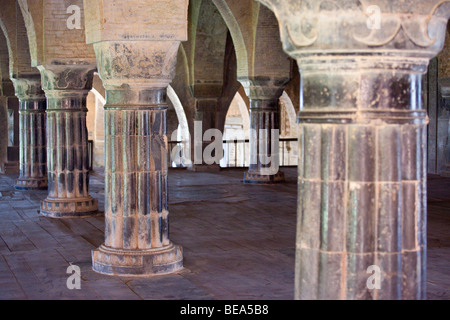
188;164;221;172
40;196;99;218
15;178;48;190
244;171;285;184
92;243;183;277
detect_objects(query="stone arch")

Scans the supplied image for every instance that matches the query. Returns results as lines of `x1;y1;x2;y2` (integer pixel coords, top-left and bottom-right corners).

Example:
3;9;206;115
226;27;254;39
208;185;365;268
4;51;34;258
91;88;106;105
222;89;251;167
16;0;42;68
168;85;190;144
226;90;250;138
212;0;249;77
280;91;297;138
187;0;229;98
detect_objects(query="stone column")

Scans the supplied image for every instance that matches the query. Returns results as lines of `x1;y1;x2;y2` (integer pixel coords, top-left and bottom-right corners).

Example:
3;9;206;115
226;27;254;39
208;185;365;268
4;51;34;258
91;41;183;276
1;80;20;174
191;97;222;172
39;66;98;218
257;0;450;299
241;78;287;184
12;76;47;190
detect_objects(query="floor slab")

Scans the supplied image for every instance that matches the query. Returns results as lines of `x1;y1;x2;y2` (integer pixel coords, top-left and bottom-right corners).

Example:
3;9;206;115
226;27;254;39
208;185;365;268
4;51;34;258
0;168;447;300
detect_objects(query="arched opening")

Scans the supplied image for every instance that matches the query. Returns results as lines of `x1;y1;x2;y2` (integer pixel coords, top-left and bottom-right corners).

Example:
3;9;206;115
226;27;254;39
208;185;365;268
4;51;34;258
221;90;250;168
279;91;298;167
167;85;191;168
86;74;106;171
220;89;298;168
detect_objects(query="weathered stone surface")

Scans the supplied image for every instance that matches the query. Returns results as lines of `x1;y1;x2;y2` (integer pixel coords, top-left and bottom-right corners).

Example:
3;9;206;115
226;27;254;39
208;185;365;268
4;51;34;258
12;76;47;190
258;0;450;299
85;19;186;274
241;77;288;184
39;65;98;218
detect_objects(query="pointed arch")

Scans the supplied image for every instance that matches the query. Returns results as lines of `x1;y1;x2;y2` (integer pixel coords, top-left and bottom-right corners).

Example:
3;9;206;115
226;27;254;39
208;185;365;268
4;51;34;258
212;0;249;77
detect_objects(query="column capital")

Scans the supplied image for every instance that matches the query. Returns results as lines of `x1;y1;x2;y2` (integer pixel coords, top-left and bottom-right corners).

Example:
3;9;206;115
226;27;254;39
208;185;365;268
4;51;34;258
37;64;96;92
238;76;289;101
93;41;181;90
10;75;45;102
258;0;450;65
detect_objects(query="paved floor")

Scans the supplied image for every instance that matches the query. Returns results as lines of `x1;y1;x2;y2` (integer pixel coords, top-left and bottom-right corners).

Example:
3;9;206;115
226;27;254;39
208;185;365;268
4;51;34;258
0;168;448;300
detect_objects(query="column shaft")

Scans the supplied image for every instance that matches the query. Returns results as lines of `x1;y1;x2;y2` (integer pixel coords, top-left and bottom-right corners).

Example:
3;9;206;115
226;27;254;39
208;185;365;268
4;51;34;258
40;91;98;218
92;87;182;276
244;99;284;183
296;60;427;300
15;99;47;190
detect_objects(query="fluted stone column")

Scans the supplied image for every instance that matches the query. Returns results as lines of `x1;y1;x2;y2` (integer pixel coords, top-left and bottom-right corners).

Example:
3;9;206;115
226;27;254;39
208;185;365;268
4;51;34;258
241;79;287;184
258;0;450;299
12;76;47;190
39;66;98;218
91;41;183;276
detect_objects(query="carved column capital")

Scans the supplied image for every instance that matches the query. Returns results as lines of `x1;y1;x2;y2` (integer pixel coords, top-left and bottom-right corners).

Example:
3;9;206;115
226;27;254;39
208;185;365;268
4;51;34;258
239;76;289;102
257;0;450;299
11;75;45;102
258;0;450;62
93;41;181;90
38;65;96;92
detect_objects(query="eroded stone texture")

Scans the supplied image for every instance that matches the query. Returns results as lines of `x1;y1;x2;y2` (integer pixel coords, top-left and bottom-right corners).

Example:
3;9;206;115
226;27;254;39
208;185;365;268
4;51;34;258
258;0;450;299
39;66;98;218
241;77;288;184
89;41;183;276
84;0;187;276
12;76;47;190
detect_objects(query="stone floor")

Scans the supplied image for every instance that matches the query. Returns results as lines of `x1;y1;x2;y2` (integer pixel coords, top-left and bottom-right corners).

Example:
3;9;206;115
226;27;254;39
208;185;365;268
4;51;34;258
0;168;448;300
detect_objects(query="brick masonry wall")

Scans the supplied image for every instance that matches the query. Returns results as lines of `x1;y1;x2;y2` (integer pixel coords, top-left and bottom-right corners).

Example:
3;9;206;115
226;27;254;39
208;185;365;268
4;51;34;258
44;0;95;62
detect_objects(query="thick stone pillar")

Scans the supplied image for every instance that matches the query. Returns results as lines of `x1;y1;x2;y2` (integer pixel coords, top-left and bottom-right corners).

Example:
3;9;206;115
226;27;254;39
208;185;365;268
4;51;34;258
91;41;183;276
257;0;450;299
12;76;47;190
39;66;98;218
241;78;287;184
